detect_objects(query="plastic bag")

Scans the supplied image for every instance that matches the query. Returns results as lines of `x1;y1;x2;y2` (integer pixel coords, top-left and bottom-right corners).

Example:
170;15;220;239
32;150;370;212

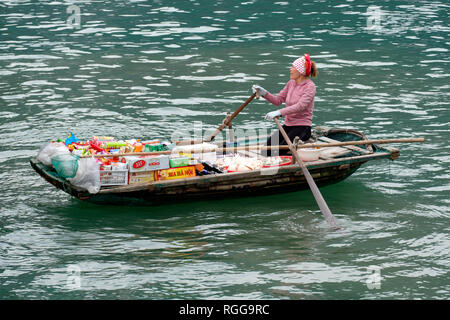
51;153;79;179
37;142;70;166
68;157;101;194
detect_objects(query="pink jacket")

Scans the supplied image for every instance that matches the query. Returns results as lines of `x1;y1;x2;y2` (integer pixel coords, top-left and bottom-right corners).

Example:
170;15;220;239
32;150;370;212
264;79;316;126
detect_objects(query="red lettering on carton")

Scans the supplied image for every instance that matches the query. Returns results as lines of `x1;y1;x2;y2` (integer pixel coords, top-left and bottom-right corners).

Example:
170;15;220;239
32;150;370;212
133;160;146;169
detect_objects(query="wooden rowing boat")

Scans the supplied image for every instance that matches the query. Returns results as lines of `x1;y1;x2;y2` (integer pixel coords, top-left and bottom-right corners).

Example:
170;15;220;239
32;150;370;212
29;127;400;205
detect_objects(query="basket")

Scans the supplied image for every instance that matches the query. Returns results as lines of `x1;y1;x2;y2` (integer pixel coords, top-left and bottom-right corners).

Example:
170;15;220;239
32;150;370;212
100;168;129;186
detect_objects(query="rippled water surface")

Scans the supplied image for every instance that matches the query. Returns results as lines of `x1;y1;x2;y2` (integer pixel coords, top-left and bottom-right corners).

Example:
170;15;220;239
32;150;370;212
1;0;449;299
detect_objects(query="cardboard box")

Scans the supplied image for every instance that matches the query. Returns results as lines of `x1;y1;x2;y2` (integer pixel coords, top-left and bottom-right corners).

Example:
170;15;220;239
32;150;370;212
158;166;196;181
173;143;217;153
191;151;217;163
127;156;148;172
128;171;158;185
127;155;170;172
172;143;218;163
169;156;190;168
145;155;170;171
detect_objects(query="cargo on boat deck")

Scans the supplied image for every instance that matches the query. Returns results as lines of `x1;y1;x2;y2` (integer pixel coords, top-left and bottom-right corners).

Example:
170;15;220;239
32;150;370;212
158;166;197;181
129;171;158;185
127;155;170;172
169;156;190;168
173;143;218;163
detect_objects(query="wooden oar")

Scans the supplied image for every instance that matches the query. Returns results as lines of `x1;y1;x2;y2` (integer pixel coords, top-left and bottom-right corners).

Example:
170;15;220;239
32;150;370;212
176;92;257;145
273;117;340;229
205;92;258;142
82;137;425;158
217;137;425;151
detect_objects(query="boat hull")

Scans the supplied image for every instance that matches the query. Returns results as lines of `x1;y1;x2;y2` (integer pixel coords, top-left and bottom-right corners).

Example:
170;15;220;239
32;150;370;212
30;158;364;205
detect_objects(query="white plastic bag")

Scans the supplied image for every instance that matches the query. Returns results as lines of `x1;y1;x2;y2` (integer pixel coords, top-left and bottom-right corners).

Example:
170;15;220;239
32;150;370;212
68;157;101;194
37;142;70;166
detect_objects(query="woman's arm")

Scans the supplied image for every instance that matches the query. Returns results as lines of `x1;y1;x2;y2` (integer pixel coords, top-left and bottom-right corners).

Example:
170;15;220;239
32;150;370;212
264;81;291;106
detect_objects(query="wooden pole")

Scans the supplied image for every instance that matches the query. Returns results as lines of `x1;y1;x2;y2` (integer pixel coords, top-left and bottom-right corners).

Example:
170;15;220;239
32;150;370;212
274;117;340;230
176;92;257;145
206;92;256;142
227;112;234;143
220;137;425;151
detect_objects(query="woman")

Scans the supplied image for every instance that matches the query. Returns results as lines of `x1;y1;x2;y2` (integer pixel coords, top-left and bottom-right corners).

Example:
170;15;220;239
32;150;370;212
252;54;318;156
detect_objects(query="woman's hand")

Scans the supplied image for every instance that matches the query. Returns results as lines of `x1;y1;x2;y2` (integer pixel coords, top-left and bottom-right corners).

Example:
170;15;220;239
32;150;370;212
265;110;281;121
252;85;267;97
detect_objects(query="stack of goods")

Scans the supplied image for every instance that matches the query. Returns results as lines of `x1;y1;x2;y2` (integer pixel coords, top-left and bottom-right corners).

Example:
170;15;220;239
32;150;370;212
68;136;168;158
165;142;220;178
157;142;223;180
62;135;168;186
37;133;295;191
127;154;169;184
40;133;225;187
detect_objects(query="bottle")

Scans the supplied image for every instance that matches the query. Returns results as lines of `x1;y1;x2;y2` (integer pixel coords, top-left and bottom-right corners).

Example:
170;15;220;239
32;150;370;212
134;143;143;152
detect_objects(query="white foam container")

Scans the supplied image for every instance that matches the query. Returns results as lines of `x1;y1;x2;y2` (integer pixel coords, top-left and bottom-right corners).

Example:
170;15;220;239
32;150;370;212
298;148;320;162
191;151;217;162
173;143;217;153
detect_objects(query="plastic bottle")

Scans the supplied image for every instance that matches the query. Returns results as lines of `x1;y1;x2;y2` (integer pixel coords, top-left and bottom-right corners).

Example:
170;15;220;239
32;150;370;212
134;143;143;152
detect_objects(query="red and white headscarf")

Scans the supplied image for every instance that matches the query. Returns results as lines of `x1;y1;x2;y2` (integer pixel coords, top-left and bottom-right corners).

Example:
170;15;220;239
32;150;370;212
292;54;311;76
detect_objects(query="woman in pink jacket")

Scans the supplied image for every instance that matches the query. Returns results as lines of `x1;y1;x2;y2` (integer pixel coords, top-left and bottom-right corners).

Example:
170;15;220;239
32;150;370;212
252;54;318;156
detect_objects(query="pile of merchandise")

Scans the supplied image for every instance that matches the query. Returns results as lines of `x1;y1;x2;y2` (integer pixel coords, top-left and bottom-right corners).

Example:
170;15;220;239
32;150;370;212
37;132;222;192
36;132;293;194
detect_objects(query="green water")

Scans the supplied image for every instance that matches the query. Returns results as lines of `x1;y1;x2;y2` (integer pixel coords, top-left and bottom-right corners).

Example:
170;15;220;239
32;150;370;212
1;0;449;299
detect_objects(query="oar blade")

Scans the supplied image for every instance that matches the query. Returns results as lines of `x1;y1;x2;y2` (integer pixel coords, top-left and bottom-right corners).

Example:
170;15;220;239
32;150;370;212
301;165;340;229
273;117;340;230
